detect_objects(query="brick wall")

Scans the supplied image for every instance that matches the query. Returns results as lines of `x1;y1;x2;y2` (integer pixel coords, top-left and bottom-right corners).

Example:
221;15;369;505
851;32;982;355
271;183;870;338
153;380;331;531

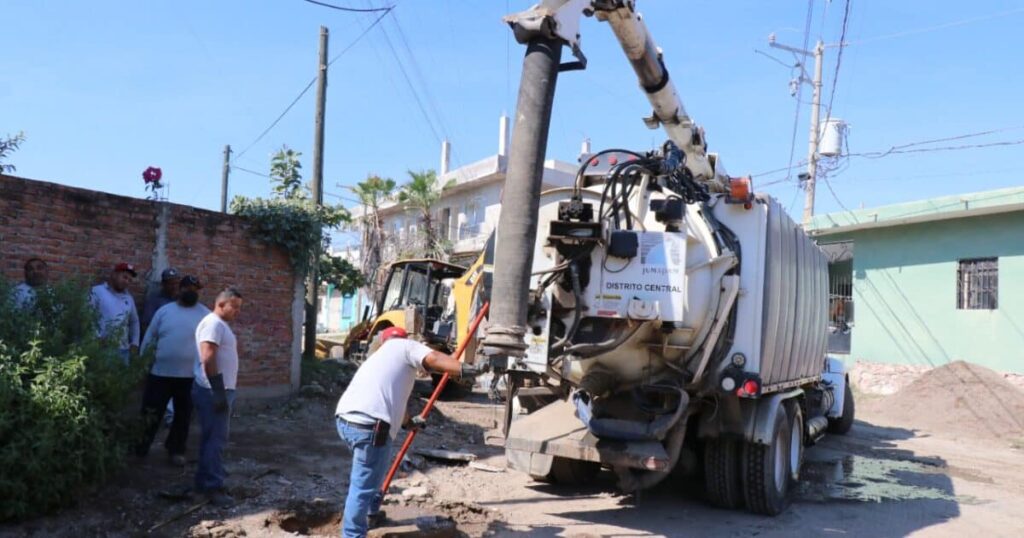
0;174;301;396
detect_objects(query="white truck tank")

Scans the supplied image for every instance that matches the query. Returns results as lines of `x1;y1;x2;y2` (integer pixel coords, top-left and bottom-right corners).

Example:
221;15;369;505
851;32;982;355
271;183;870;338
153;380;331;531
520;187;827;393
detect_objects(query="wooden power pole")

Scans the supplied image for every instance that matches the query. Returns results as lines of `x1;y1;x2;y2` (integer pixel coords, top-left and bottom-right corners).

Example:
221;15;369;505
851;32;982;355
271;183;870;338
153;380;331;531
304;26;328;359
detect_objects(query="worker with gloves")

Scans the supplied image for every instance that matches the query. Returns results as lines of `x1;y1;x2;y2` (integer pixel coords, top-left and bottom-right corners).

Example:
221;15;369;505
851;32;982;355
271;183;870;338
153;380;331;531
335;326;479;537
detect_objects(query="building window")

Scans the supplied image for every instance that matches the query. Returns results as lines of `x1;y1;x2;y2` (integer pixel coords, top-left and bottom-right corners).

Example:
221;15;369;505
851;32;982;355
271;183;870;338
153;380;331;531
439;207;451;240
957;257;998;310
459;198;484;239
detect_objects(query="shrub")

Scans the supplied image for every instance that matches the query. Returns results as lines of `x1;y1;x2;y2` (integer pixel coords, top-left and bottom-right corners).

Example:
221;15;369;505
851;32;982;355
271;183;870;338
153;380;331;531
0;278;147;521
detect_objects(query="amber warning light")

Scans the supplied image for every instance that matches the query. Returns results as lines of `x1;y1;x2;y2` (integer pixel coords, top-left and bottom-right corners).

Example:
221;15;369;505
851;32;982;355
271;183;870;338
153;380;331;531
726;176;754;207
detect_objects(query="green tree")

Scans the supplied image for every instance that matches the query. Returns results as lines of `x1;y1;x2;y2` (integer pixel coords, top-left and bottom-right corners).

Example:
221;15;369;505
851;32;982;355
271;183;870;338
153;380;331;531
270;145;305;199
0;132;26;174
231;147;362;295
351;174;396;296
397;169;455;258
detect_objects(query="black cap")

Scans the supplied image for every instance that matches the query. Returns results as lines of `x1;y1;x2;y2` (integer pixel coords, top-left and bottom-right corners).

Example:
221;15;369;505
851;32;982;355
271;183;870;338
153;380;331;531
180;275;203;289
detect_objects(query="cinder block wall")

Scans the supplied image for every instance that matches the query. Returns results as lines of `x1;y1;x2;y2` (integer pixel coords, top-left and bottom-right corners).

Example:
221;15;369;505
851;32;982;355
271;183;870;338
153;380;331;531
0;174;302;397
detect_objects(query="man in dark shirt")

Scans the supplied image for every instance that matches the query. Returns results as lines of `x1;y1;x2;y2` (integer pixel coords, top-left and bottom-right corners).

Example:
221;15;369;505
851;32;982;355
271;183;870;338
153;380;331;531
142;268;180;332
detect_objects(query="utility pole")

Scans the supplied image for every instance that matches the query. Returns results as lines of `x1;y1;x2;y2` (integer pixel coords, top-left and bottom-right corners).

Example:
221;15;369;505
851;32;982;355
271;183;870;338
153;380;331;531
769;36;825;224
220;144;231;213
304;26;328;359
804;41;824;224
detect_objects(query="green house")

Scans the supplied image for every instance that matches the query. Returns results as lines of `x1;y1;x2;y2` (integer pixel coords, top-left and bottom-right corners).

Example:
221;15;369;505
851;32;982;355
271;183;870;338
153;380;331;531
805;186;1024;374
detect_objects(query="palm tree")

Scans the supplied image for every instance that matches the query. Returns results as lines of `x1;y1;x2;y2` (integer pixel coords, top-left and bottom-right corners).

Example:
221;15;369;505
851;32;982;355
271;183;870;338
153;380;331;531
352;175;396;296
398;169;455;257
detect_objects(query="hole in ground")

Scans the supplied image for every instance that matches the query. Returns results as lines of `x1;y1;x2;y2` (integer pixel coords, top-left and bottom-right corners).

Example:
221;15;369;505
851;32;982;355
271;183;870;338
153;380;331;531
266;499;341;535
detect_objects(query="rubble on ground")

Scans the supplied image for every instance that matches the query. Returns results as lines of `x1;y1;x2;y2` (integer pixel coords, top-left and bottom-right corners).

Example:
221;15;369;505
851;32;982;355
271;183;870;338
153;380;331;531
187;520;247;538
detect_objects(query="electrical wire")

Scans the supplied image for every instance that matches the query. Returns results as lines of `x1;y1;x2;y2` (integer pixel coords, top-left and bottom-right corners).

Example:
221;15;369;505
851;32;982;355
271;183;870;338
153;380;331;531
301;0;392;12
371;9;444;144
233;165;272;179
846;6;1024;46
232;7;392;163
781;0;817;185
820;0;852;134
849;138;1024;159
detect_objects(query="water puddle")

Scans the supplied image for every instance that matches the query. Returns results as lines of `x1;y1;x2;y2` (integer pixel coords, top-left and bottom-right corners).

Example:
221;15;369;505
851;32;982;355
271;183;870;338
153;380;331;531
797;451;958;504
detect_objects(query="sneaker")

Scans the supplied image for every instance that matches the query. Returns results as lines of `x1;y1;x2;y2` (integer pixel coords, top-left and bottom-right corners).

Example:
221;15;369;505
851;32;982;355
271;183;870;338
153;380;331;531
204;490;235;508
168;454;187;466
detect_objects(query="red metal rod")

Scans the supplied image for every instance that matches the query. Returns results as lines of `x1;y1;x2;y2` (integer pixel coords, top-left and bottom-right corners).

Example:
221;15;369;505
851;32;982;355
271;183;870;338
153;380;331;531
379;302;490;494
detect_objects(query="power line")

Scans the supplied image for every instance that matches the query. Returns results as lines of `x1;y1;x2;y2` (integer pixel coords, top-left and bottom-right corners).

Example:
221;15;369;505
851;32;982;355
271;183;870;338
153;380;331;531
821;0;852;130
849;138;1024;159
781;0;816;185
821;174;853;214
850;126;1024;158
387;9;451;138
233;165;272;179
328;8;392;67
232;7;392;163
371;9;443;143
233;79;317;162
324;190;362;204
754;125;1024;181
846;6;1024;46
301;0;392;13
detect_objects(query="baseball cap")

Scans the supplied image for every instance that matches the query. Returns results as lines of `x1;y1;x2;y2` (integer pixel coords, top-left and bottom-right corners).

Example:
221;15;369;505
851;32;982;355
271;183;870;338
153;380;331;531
180;275;203;288
114;262;138;277
161;268;180;281
380;327;408;342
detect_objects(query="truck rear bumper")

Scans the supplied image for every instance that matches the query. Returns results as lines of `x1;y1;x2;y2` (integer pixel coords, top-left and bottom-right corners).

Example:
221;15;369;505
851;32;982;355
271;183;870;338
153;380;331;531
505;398;670;473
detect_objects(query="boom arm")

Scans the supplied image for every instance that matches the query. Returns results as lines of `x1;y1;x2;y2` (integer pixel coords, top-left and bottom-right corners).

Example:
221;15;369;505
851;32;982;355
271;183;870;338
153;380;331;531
485;0;728;362
504;0;729;191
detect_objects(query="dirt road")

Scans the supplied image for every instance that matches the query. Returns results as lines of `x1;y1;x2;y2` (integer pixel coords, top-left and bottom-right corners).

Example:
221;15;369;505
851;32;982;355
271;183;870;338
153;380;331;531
3;378;1023;537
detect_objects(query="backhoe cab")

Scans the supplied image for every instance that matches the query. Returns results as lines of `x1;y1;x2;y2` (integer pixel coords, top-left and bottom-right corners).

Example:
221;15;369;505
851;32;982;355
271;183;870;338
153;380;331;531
342;259;466;363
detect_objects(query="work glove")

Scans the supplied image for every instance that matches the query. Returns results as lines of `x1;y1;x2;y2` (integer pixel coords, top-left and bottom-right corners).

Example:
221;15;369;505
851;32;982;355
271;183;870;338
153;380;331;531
460;362;481;380
409;415;427;431
209;373;229;414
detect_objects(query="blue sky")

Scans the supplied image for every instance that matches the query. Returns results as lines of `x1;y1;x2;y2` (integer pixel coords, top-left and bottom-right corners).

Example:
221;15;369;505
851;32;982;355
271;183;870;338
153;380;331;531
5;0;1024;244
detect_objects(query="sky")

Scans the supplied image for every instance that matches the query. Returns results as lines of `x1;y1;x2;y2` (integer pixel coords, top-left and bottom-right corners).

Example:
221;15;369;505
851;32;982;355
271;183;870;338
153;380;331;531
5;0;1024;249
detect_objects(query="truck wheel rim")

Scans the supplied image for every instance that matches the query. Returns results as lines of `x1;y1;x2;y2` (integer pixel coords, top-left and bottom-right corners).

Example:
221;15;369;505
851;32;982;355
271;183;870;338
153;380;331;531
774;425;787;491
789;413;802;481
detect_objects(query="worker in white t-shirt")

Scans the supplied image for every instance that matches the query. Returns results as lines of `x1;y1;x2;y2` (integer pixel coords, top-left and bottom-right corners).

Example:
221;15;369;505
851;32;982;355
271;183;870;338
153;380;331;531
192;287;243;507
335;327;479;537
90;262;141;364
13;257;48;309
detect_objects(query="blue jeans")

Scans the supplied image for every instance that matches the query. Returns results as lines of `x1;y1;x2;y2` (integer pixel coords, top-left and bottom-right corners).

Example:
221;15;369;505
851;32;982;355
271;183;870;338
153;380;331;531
337;418;393;538
193;384;236;492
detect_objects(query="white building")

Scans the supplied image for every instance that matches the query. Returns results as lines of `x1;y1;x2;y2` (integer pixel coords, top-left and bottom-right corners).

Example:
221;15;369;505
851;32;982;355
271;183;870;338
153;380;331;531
362;115;578;264
321;115;581;335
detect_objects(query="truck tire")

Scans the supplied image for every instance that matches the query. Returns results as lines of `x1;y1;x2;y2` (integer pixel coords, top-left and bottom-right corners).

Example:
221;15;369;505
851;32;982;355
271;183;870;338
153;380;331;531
550;456;600;485
741;406;794;516
827;380;855;435
704;438;743;509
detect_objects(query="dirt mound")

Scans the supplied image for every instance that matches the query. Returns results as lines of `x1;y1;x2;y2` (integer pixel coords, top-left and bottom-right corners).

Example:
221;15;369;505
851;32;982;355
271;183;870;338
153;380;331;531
862;360;1024;440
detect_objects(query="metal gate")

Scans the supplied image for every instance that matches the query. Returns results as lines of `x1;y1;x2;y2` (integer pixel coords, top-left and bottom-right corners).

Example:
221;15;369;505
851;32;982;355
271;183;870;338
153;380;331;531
819;241;854;355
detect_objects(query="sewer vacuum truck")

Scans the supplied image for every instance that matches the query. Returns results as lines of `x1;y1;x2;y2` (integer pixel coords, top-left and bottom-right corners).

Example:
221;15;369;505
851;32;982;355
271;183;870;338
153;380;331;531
479;1;855;516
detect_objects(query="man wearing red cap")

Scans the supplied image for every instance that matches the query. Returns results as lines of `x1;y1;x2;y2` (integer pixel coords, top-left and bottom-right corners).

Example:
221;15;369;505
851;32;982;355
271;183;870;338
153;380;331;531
90;262;141;364
334;327;477;537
